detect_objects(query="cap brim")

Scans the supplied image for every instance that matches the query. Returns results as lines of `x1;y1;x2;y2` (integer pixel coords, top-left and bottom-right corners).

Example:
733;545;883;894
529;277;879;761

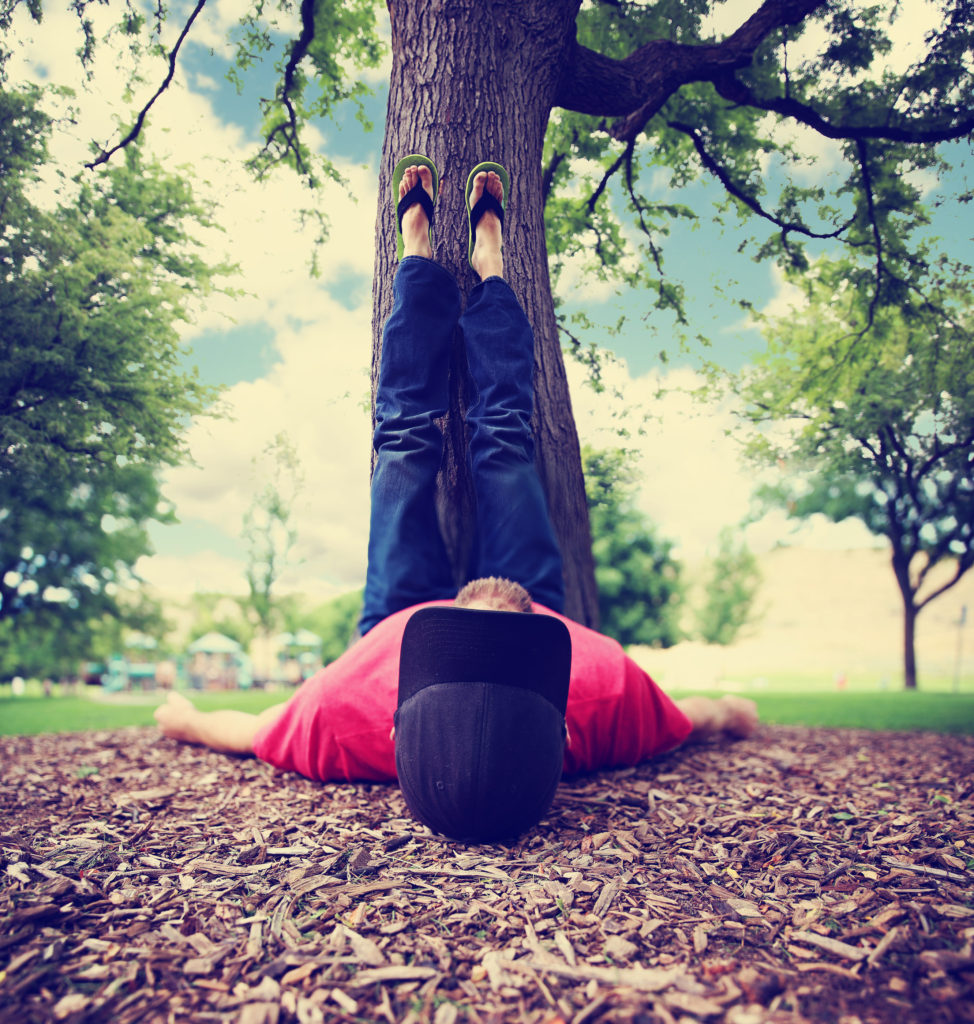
398;606;570;713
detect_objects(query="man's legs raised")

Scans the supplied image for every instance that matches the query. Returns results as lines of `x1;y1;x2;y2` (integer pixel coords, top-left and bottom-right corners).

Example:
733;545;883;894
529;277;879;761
359;167;462;633
460;170;565;611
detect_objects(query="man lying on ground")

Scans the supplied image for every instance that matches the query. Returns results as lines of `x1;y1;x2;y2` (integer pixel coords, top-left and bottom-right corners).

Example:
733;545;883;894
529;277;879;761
156;157;757;841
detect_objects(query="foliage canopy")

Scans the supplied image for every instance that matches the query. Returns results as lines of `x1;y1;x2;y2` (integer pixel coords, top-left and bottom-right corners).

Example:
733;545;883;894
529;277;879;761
3;0;972;627
0;85;228;670
583;446;684;647
4;0;970;331
695;527;763;645
739;261;974;686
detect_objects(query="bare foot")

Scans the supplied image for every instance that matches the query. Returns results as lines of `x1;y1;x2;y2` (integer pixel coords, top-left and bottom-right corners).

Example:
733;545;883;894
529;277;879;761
469;170;504;280
154;690;199;743
400;164;434;259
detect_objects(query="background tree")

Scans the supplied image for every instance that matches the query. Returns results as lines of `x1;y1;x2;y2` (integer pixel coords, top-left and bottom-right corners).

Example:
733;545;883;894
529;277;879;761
0;594;166;681
7;1;973;625
739;264;974;688
291;590;364;667
583;446;683;647
695;527;762;645
183;593;254;650
242;433;304;644
0;86;227;673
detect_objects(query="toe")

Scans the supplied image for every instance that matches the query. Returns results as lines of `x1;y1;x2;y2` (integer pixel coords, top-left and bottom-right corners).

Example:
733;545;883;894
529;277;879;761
399;166;414;200
469;171;486;209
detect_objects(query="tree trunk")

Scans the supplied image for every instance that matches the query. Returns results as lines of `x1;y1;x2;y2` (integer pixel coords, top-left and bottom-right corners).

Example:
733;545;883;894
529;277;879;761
902;600;918;690
371;0;598;625
890;544;919;689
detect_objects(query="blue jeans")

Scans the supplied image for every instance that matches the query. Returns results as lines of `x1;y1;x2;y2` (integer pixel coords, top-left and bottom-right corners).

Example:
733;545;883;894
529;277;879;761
359;257;565;634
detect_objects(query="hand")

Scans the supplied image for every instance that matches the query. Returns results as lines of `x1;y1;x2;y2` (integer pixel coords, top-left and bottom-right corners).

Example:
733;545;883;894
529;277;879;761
719;695;758;738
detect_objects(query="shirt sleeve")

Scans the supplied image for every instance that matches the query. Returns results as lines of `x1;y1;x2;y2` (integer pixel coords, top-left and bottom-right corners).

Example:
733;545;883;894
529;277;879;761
252;617;405;783
551;609;692;775
252;669;398;782
252;602;452;783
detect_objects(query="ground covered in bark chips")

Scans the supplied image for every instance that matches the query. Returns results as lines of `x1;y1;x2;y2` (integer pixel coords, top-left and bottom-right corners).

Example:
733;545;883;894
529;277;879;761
1;726;973;1024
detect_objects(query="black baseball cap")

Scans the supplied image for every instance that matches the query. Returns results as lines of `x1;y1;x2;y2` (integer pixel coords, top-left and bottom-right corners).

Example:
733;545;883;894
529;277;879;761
395;606;572;843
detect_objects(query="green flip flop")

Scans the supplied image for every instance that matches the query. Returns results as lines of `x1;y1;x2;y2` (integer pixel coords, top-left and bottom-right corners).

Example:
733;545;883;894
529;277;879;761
465;161;510;269
392;154;439;260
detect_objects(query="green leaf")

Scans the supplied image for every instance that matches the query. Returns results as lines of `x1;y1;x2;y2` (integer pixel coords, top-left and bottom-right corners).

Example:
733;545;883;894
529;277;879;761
583;446;684;647
0;87;233;673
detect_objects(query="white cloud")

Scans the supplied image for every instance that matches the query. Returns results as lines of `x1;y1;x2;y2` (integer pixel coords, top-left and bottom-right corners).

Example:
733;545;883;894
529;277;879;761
183;156;378;339
139;550;254;597
552;156;642;303
147;341;882;602
882;1;943;77
745;508;879;553
904;167;941;200
144;294;375;598
760;263;807;321
761;115;846;183
566;355;881;562
567;359;762;560
705;1;763;40
555;258;626;305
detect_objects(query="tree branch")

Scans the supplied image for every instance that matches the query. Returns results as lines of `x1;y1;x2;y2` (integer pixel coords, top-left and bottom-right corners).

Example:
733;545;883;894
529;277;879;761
621;141;668;288
882;425;921;524
917;428;974;483
557;0;974;152
86;0;208;169
554;0;826;132
251;0;317;180
712;73;974;145
855;138;884;334
542;134;574;206
667;118;853;242
586;147;627;215
916;552;974;612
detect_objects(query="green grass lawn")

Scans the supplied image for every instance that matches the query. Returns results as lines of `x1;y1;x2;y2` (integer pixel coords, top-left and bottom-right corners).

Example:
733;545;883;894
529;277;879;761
0;688;286;737
694;689;974;734
716;669;973;694
1;683;973;737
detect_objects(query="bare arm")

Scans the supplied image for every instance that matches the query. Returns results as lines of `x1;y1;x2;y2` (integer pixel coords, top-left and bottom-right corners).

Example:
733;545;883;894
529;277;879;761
154;692;291;755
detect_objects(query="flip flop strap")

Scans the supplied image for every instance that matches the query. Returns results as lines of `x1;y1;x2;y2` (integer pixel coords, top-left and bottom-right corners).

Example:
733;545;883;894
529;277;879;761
469;191;505;235
397;181;435;232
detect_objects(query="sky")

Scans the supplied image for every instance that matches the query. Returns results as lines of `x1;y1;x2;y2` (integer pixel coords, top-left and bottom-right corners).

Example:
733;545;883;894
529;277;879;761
8;0;963;604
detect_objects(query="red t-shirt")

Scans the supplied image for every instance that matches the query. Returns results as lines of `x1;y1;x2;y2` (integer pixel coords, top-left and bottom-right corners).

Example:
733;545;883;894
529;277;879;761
253;602;692;782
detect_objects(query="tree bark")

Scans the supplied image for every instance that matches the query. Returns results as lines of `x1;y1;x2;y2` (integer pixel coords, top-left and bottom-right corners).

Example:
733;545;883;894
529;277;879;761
554;0;827;136
372;0;598;625
890;543;919;690
902;600;918;691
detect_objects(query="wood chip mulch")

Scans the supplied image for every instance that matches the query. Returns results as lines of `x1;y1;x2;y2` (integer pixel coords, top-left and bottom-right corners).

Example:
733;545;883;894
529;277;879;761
1;725;972;1024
